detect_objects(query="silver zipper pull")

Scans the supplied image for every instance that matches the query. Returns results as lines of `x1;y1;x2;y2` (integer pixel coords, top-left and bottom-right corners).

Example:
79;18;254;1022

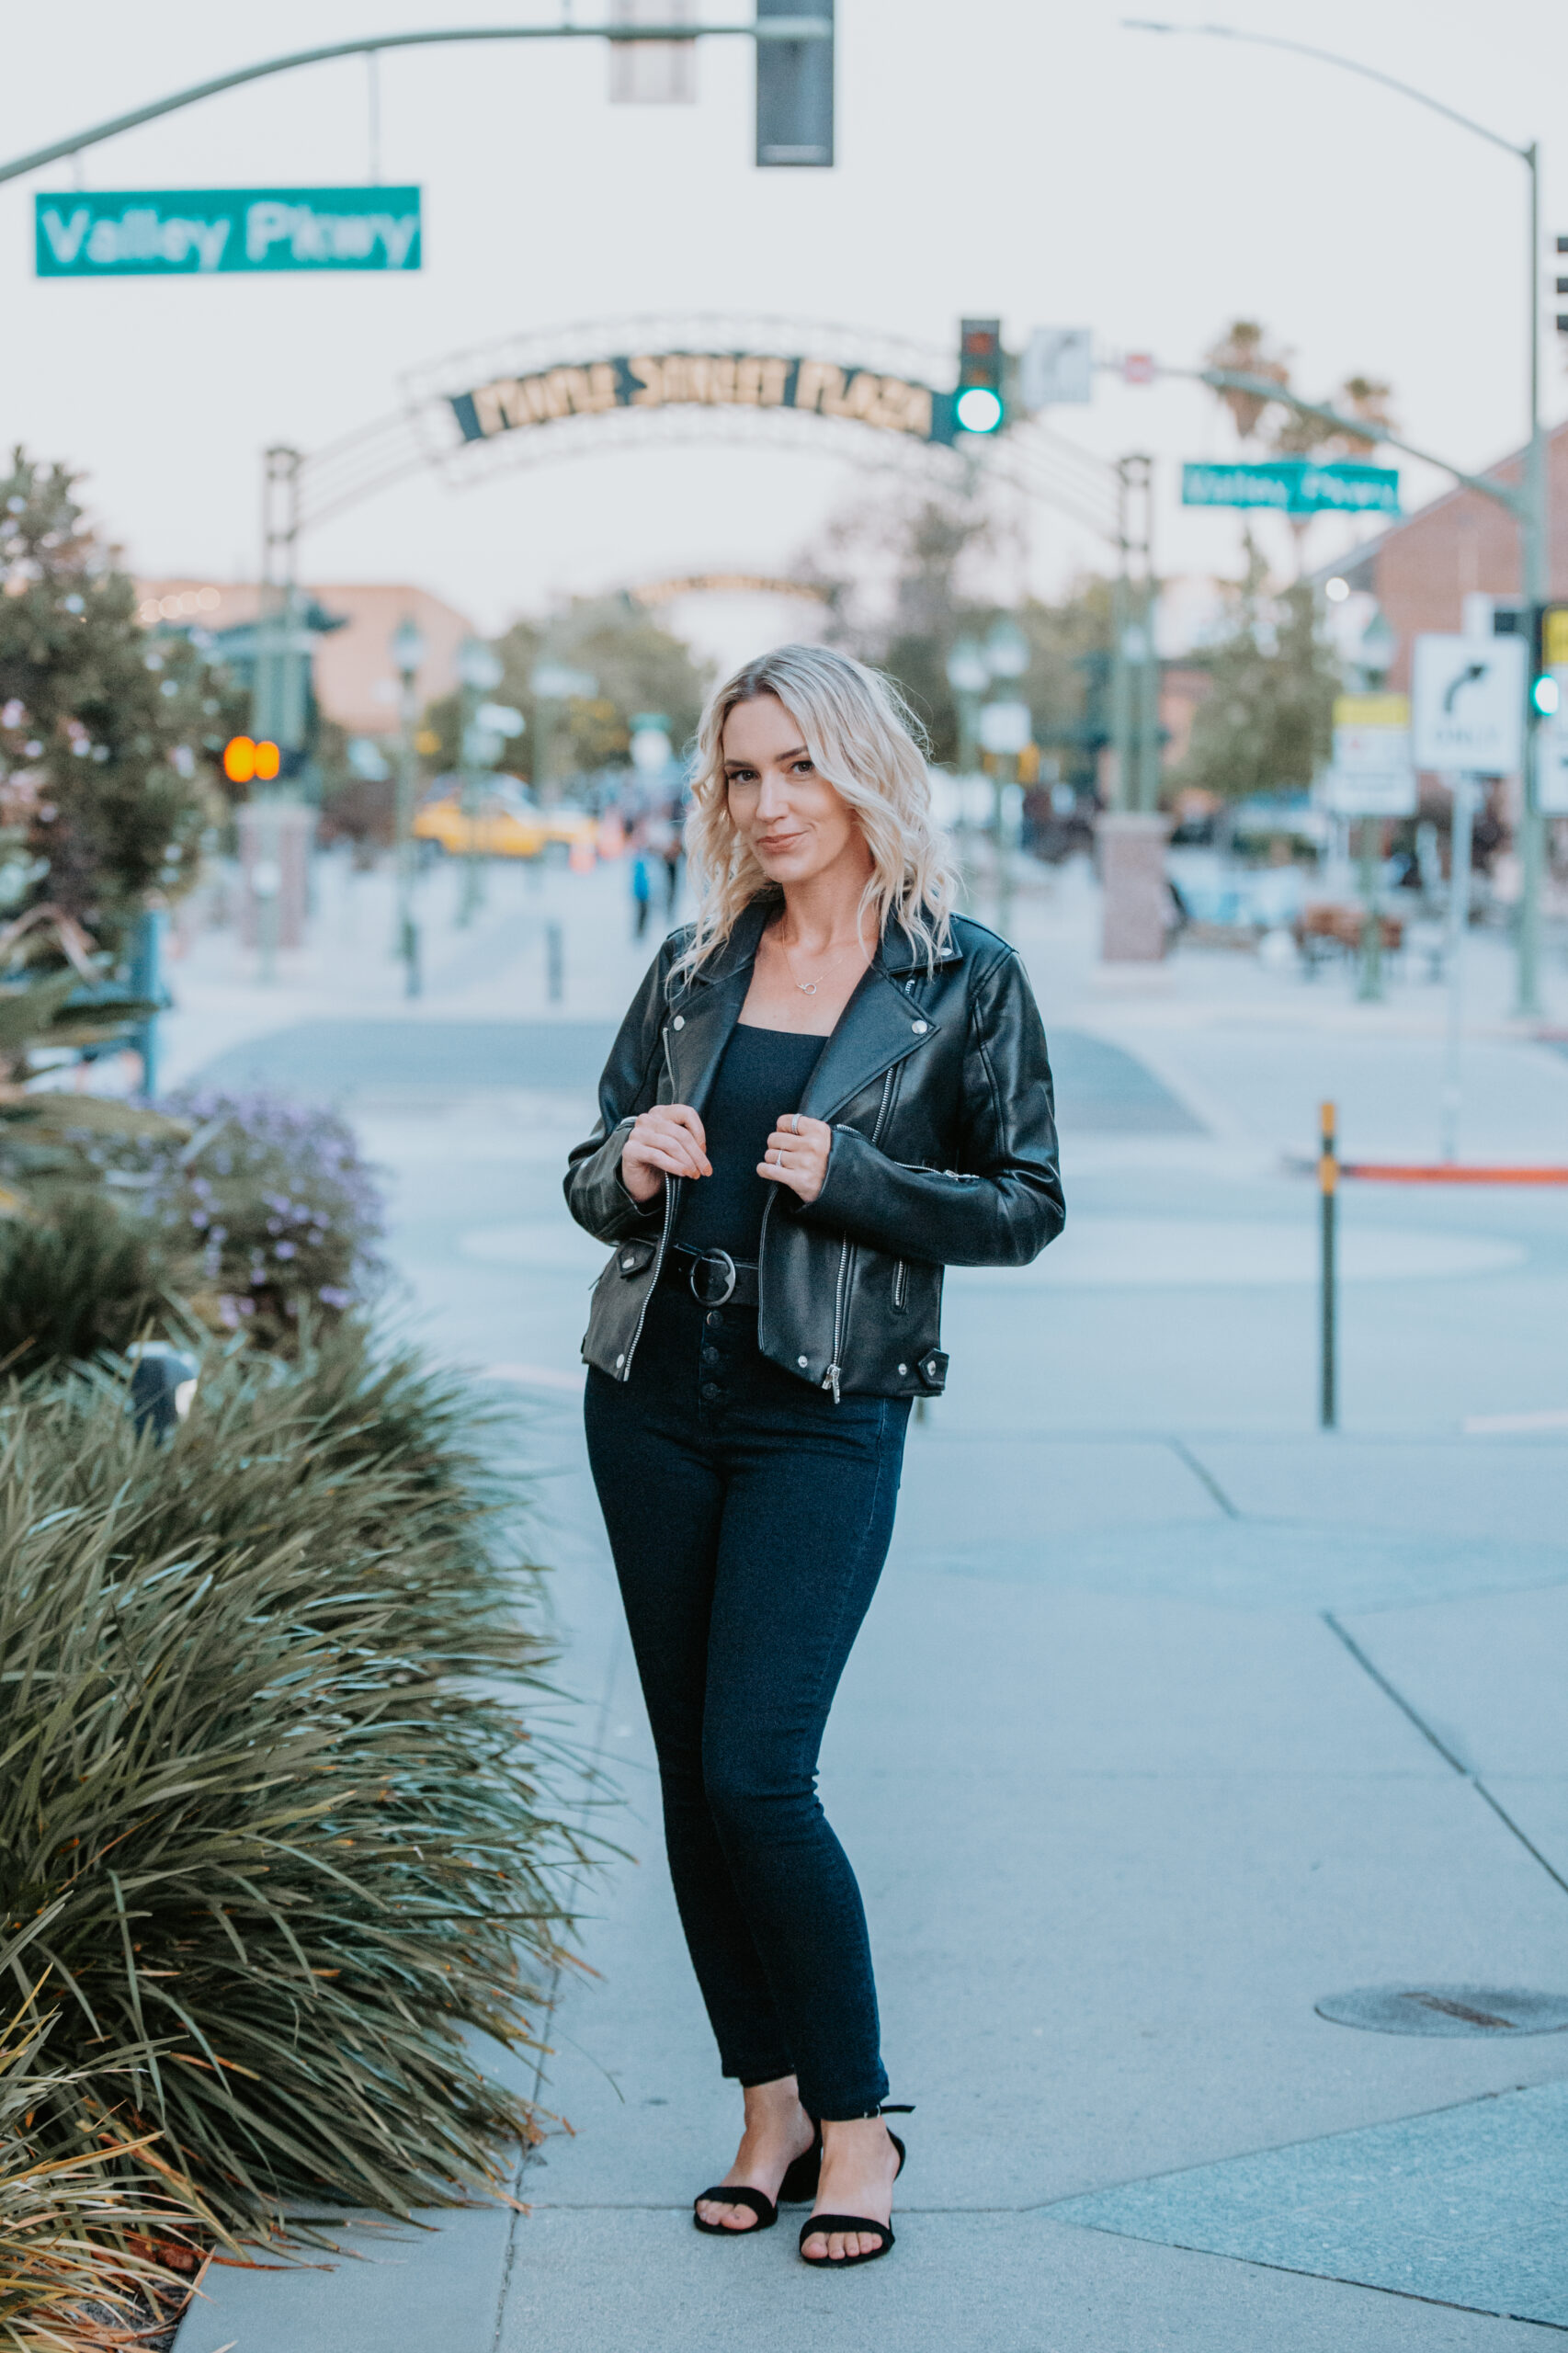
824;1363;842;1404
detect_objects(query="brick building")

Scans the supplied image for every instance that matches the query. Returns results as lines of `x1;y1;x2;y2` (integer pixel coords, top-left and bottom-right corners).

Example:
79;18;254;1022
134;579;475;737
1314;418;1568;689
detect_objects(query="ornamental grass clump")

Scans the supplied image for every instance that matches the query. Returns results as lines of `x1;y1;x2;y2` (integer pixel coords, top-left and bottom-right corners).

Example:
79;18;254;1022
0;1322;592;2238
0;1998;213;2352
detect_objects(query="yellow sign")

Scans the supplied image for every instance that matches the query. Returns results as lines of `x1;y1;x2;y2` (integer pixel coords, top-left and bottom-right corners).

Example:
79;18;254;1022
1333;694;1410;729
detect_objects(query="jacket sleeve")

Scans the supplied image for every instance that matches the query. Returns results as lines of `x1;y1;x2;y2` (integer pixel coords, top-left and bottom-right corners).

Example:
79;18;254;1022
562;938;678;1244
794;949;1064;1267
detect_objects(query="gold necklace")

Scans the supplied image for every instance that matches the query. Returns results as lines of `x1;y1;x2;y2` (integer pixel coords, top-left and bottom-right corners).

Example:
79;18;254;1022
774;926;867;997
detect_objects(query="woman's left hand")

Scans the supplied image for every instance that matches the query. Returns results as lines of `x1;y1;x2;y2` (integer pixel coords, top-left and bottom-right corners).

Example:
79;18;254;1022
758;1112;832;1205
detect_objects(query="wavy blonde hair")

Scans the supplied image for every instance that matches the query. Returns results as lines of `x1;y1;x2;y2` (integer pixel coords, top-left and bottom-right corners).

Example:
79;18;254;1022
676;643;958;982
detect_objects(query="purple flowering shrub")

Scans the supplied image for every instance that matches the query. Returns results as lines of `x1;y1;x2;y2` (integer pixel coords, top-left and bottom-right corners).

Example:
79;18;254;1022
85;1086;387;1347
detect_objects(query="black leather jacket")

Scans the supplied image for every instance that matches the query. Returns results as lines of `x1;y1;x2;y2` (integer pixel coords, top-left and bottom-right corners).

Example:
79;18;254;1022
563;898;1063;1399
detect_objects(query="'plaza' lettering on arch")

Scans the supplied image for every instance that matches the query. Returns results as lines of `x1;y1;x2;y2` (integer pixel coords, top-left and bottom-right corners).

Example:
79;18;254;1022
449;353;957;447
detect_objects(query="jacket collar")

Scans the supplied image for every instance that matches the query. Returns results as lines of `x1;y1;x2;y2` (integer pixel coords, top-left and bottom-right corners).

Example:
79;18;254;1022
669;896;957;1128
685;895;964;985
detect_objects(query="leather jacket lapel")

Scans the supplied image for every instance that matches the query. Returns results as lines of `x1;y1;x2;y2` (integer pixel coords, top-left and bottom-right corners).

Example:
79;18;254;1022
663;965;750;1117
799;966;937;1124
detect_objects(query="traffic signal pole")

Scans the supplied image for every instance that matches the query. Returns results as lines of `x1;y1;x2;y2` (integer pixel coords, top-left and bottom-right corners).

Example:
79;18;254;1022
1126;23;1548;1020
0;20;834;187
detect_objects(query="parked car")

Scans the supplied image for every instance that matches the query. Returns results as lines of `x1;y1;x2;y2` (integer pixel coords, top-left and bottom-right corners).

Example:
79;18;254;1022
414;777;596;863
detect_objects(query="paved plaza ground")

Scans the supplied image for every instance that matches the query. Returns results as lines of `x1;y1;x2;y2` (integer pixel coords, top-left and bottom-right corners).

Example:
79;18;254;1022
171;852;1568;2350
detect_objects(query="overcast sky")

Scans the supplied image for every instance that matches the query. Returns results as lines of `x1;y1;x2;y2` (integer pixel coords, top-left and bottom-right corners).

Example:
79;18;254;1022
7;0;1566;664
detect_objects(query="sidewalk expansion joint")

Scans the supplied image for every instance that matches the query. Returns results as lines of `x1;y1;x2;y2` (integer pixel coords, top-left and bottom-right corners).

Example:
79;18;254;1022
1323;1611;1568;1904
1167;1437;1240;1518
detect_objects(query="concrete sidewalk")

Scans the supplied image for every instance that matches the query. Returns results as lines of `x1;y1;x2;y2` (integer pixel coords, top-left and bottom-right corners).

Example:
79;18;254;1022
172;859;1568;2349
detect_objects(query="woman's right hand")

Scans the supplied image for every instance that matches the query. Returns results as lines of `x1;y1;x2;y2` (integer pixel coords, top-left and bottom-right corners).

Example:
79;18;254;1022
620;1103;711;1202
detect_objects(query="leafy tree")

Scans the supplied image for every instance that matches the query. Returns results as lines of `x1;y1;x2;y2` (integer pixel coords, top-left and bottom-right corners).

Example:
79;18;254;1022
0;451;228;960
801;483;1113;783
1169;537;1339;802
421;595;710;787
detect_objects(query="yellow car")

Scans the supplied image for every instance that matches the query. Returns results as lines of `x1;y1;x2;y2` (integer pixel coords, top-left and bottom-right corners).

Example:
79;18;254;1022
415;779;547;859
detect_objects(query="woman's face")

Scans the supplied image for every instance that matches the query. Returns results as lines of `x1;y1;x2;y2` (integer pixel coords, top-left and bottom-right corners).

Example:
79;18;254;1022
722;693;869;889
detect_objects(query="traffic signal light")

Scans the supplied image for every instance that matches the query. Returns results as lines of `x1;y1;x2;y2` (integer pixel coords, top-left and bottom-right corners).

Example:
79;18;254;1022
222;735;280;785
1529;605;1568;714
955;319;1006;435
756;0;833;166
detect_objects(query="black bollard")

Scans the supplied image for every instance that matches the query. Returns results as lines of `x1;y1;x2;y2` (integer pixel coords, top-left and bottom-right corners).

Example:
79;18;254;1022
128;1343;199;1441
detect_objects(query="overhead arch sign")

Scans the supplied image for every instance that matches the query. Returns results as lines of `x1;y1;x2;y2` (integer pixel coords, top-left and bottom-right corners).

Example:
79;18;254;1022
449;351;961;448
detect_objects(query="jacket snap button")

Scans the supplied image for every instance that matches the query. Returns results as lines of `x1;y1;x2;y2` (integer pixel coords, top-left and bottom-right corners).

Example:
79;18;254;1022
672;1015;685;1029
621;1254;635;1269
797;1355;809;1369
615;1352;626;1369
898;1363;908;1376
911;1019;927;1034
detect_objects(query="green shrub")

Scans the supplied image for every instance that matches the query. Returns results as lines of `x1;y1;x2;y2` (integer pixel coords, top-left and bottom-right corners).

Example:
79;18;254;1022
0;1197;179;1378
83;1086;388;1348
0;1323;591;2237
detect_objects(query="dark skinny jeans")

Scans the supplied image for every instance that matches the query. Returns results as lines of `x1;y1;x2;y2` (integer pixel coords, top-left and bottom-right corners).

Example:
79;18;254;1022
584;1278;910;2120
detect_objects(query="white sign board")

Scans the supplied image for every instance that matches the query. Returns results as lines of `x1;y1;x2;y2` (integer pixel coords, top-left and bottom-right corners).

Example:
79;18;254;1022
1411;632;1525;772
1020;326;1093;410
1323;722;1417;816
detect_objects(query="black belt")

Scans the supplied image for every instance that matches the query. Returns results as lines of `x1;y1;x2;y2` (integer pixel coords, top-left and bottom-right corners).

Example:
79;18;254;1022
667;1244;761;1307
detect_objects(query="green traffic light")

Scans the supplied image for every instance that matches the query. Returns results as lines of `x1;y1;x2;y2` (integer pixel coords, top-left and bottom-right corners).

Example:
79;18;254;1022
955;386;1004;434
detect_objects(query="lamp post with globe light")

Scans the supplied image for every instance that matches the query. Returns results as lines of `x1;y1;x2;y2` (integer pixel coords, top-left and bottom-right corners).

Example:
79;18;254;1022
945;637;989;907
980;617;1033;932
456;636;505;927
391;616;426;998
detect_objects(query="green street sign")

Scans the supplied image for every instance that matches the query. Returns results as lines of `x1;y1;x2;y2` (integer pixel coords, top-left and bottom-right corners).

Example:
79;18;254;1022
35;187;421;276
1182;459;1399;516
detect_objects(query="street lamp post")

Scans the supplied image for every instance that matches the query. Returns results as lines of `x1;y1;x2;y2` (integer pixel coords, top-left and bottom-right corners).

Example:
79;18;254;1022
391;616;426;998
1125;18;1548;1017
946;638;989;911
982;617;1031;932
456;637;504;928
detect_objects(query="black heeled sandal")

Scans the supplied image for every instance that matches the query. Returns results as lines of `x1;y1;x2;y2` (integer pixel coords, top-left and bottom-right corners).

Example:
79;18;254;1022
798;2105;911;2268
693;2121;822;2235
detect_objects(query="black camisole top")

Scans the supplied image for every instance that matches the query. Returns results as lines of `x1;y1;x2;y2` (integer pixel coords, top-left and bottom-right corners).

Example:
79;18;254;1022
676;1024;824;1264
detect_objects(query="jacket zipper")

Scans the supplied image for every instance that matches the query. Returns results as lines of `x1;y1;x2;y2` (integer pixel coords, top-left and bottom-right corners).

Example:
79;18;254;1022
824;1234;852;1403
822;1067;896;1400
892;1258;908;1311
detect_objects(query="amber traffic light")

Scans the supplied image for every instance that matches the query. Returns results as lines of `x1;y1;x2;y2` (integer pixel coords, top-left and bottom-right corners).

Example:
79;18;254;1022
222;735;280;784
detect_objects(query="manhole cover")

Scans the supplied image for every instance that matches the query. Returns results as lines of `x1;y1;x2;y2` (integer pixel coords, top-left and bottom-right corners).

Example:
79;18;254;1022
1316;1985;1568;2037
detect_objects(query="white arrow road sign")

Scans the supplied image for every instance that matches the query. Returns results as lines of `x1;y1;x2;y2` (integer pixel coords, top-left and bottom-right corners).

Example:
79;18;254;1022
1412;633;1526;772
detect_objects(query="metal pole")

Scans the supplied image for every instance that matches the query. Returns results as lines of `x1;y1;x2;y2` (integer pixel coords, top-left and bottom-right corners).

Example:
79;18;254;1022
1516;140;1546;1018
458;676;483;928
1356;817;1384;1001
396;668;421;998
1319;1099;1337;1430
1440;774;1476;1161
992;752;1016;935
129;905;163;1100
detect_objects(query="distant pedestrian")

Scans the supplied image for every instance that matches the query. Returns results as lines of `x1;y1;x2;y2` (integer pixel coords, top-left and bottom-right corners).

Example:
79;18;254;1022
566;644;1062;2268
630;848;653;939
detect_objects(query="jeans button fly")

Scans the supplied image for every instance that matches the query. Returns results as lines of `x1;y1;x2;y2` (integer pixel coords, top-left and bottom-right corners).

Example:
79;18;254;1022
700;1381;722;1401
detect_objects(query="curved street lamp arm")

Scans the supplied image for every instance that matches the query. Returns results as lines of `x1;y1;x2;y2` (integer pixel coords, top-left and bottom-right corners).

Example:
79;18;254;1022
0;19;831;188
1120;20;1525;160
1182;368;1528;520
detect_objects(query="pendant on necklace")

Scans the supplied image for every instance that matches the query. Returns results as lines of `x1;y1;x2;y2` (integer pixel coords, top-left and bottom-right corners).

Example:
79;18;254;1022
796;980;819;995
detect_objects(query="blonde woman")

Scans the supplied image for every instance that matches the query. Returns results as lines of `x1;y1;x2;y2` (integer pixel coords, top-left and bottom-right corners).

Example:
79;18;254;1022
565;645;1062;2267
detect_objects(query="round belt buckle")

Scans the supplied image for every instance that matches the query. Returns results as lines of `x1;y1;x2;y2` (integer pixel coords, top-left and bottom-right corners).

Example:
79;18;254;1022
689;1248;737;1307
